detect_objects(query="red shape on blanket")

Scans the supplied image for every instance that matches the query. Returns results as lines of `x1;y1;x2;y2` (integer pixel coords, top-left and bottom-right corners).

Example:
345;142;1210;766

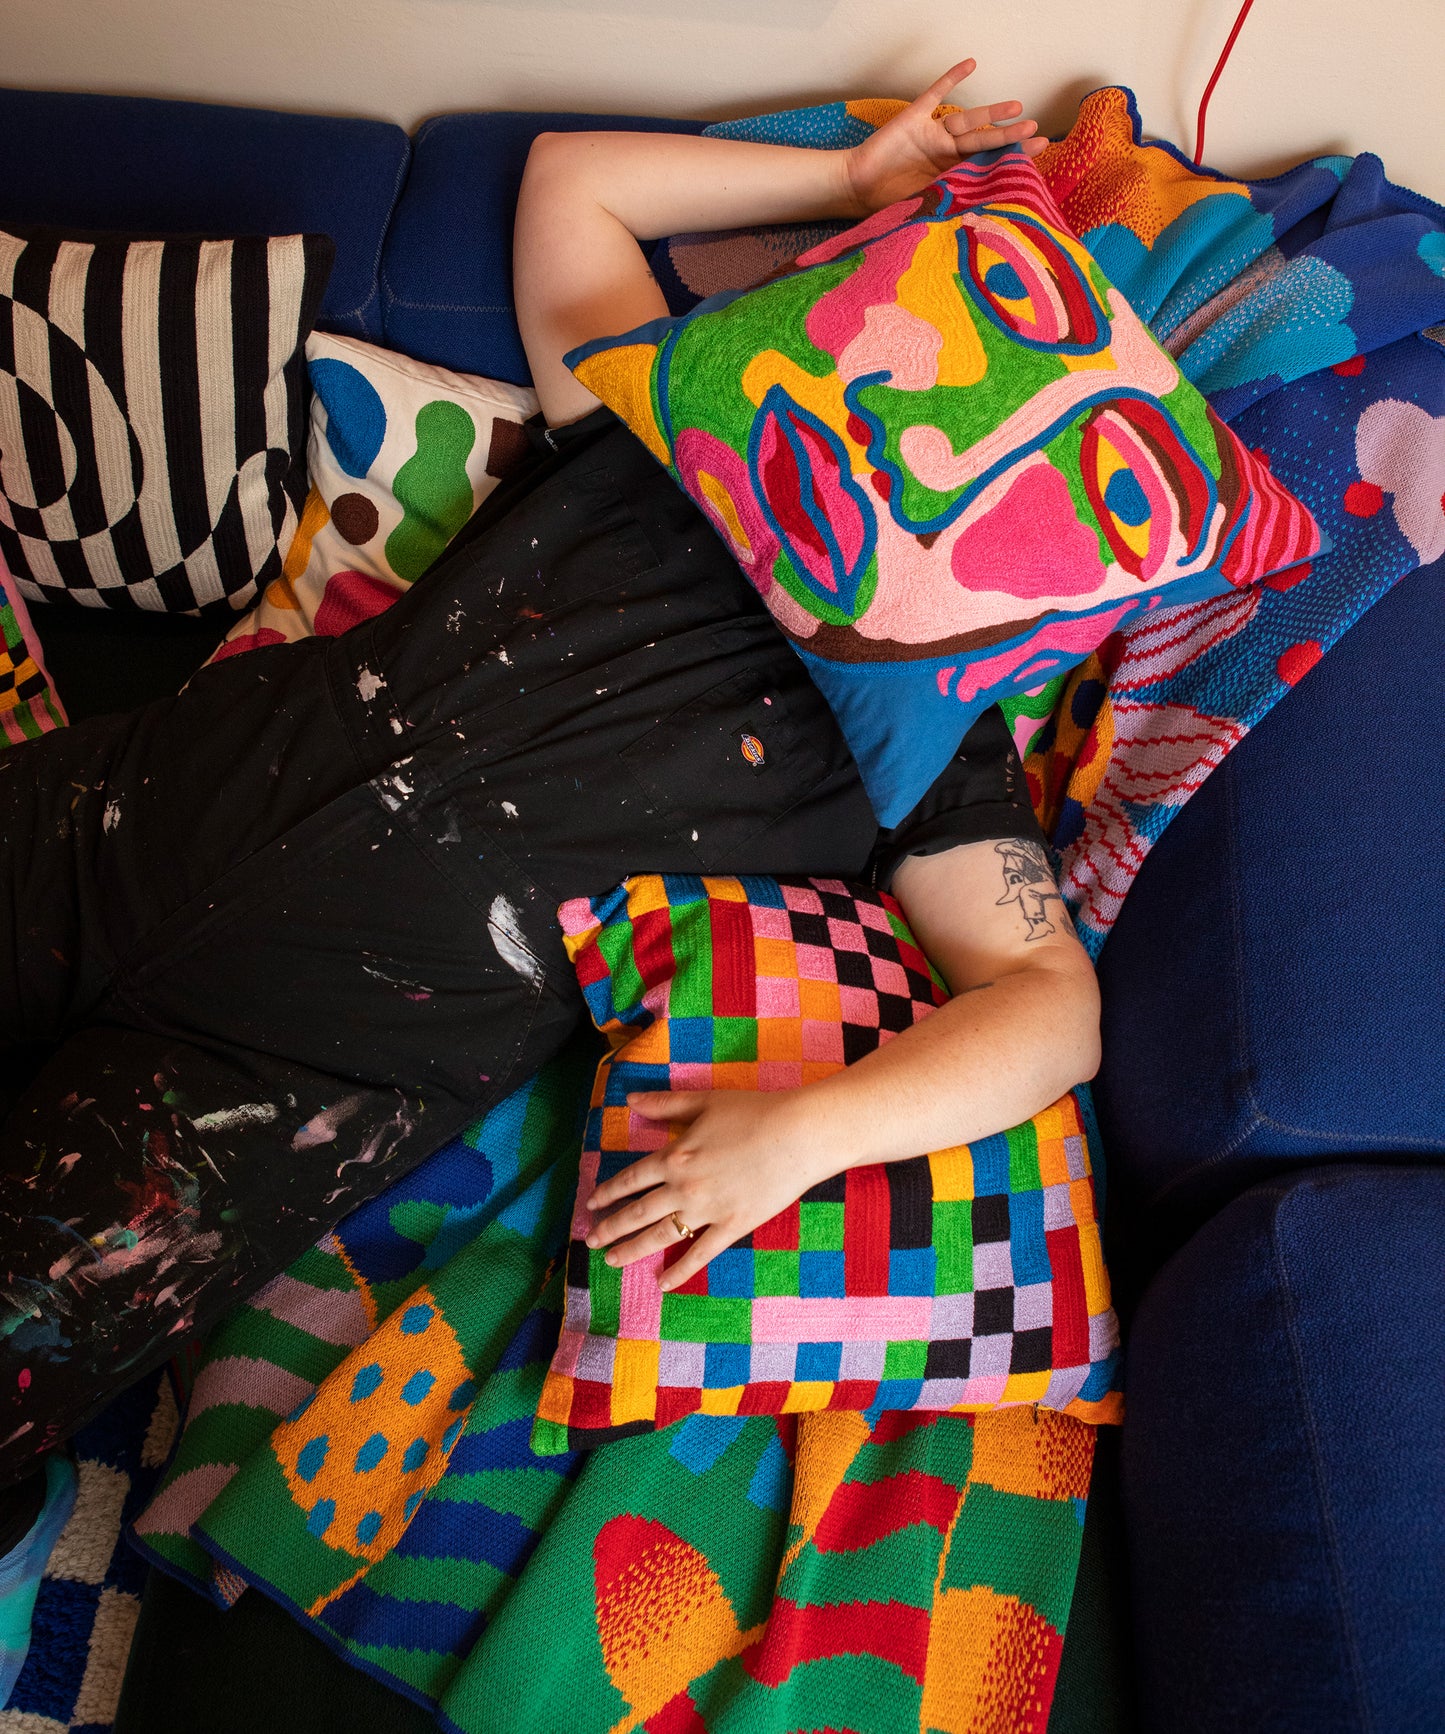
742;1595;931;1687
644;1694;709;1734
1343;480;1384;517
1276;640;1323;686
1332;355;1367;377
810;1469;959;1552
1262;560;1312;593
315;570;403;636
211;627;286;661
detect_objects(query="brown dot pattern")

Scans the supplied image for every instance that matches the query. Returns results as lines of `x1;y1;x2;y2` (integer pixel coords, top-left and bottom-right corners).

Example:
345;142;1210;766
331;492;379;546
485;417;531;481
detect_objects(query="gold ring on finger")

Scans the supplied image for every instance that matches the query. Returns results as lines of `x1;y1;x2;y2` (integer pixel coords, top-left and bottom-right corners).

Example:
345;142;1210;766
670;1212;695;1241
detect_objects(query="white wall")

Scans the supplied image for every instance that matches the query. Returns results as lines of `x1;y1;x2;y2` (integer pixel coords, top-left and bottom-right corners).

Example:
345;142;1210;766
3;0;1443;205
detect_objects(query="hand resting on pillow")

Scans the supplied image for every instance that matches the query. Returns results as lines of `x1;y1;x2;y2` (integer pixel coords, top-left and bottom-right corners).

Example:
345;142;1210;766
584;832;1100;1291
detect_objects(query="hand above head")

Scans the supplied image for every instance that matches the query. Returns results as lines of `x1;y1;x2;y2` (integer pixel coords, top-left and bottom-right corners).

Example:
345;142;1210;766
844;57;1048;216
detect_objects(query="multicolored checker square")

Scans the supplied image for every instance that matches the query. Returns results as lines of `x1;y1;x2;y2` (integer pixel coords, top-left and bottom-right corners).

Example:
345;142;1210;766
532;875;1119;1453
0;555;65;746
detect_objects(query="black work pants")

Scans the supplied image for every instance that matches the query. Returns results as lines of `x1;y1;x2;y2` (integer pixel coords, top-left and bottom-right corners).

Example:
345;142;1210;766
0;628;583;1479
0;413;876;1482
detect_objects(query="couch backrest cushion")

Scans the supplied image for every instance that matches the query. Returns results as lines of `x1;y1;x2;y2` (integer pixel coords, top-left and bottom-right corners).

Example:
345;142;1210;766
380;112;703;384
0;88;410;340
1095;544;1445;1230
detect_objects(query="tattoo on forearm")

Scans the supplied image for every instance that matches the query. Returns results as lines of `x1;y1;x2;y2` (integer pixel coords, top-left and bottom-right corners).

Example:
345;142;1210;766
993;840;1075;941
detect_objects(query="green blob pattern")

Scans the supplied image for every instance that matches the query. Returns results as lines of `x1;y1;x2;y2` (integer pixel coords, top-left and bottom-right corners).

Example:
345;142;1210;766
385;400;478;583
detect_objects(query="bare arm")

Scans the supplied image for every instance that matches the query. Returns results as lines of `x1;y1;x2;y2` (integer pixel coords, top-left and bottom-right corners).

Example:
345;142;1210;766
587;835;1100;1290
513;58;1047;427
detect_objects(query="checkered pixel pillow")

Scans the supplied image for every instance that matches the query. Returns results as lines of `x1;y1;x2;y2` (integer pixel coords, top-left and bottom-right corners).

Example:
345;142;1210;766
531;874;1120;1454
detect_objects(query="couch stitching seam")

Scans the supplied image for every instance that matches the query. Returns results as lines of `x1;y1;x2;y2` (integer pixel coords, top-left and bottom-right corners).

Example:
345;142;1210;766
1270;1186;1374;1732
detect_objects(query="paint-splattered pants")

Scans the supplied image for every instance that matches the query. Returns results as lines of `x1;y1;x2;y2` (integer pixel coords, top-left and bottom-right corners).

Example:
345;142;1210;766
0;629;589;1477
0;409;999;1479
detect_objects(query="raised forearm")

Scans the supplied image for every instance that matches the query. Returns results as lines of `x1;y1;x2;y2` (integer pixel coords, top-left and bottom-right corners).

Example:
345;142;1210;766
522;128;863;245
514;63;1047;423
515;130;865;424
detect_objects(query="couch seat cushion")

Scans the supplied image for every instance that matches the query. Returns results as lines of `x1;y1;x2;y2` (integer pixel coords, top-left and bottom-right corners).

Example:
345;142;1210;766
1121;1165;1445;1734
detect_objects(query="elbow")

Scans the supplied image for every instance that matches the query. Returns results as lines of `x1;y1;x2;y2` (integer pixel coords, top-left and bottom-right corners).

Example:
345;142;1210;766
1068;967;1103;1088
521;130;575;194
525;129;601;181
1074;1017;1103;1088
1044;957;1102;1092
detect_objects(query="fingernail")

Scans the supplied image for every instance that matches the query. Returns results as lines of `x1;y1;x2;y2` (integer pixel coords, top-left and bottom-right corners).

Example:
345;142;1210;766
585;1235;597;1247
604;1252;618;1267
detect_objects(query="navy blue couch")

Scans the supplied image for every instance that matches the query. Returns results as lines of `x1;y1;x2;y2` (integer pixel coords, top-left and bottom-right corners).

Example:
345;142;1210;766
3;85;1441;1734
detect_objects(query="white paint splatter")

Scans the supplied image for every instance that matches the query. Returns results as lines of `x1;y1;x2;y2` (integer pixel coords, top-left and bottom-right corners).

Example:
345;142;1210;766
102;800;122;832
389;717;404;735
488;894;544;985
362;961;433;996
372;771;415;811
501;800;519;819
494;646;513;666
336;1100;417;1178
356;668;387;702
192;1103;279;1132
691;830;699;842
292;1093;367;1151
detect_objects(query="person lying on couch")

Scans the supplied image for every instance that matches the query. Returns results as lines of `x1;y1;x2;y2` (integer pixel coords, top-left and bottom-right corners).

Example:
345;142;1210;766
0;59;1096;1697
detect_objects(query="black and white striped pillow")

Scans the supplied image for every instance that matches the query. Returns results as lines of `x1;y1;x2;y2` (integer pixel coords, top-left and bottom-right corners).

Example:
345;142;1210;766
0;229;333;613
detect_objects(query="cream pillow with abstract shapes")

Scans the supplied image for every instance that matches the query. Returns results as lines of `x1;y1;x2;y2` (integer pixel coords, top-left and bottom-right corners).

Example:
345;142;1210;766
212;333;538;660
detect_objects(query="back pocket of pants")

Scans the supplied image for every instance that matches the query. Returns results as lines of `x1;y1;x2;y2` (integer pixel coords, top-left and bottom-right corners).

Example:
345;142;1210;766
619;669;828;866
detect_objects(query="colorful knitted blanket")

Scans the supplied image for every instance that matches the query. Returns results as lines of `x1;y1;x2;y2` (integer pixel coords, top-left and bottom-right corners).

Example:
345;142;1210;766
107;86;1445;1734
133;1037;1093;1732
5;1368;175;1731
660;87;1445;951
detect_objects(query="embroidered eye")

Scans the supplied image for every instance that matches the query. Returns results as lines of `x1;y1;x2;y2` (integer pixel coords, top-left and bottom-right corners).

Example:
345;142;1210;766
1080;399;1217;580
960;211;1108;353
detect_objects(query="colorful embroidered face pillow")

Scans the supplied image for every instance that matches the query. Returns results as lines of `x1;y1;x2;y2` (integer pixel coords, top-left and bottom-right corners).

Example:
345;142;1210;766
213;334;538;660
568;151;1322;824
531;874;1120;1455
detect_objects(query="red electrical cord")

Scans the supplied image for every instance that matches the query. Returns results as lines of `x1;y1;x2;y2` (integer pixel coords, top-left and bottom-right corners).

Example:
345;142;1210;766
1194;0;1258;165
